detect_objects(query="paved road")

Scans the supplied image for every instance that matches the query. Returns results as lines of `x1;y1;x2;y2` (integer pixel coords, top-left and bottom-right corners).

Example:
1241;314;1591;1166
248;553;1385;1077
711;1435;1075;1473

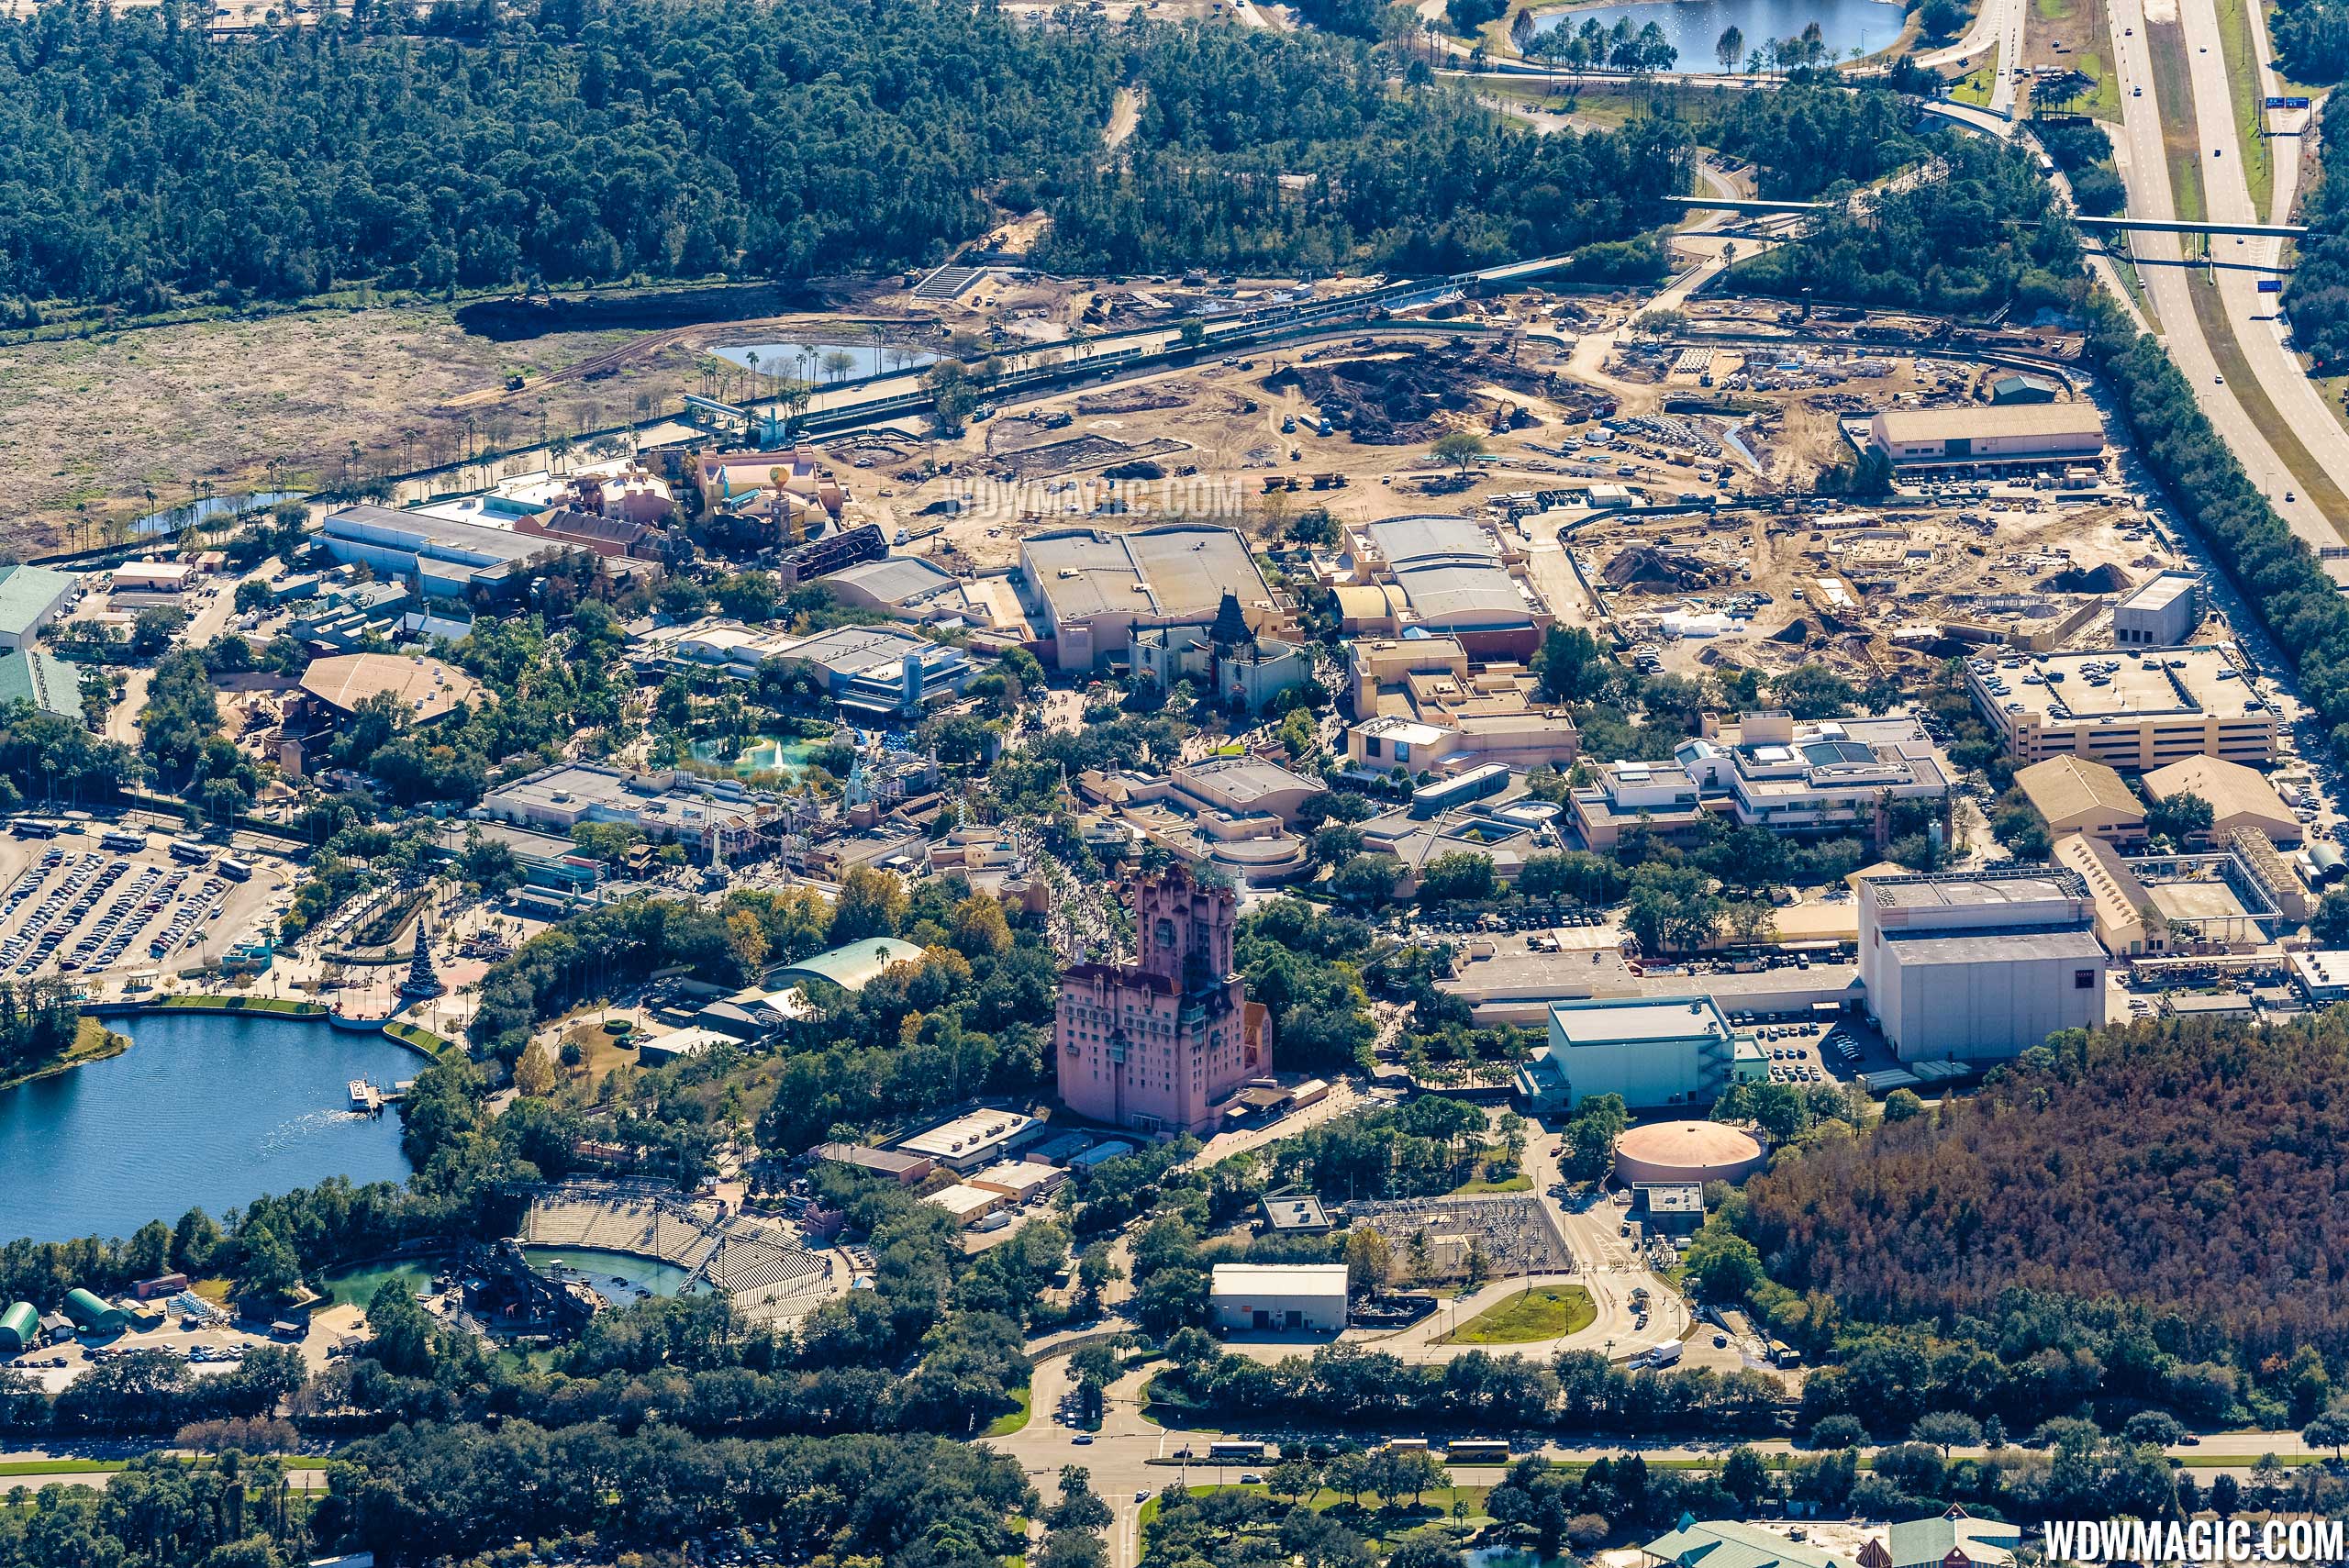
2100;0;2344;554
1916;0;2016;70
2169;0;2349;513
984;1385;2314;1557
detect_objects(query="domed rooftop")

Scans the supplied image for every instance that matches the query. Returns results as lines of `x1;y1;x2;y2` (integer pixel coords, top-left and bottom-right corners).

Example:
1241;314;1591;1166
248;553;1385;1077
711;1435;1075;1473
1614;1119;1765;1185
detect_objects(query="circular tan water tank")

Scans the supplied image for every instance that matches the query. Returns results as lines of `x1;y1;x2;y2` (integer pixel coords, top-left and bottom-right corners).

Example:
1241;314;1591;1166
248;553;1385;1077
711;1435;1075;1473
1614;1120;1765;1186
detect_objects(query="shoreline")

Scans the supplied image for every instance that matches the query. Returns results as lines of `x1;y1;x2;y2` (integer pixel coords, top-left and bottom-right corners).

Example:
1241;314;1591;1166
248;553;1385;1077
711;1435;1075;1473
0;1020;131;1097
1504;0;1921;74
0;1000;451;1099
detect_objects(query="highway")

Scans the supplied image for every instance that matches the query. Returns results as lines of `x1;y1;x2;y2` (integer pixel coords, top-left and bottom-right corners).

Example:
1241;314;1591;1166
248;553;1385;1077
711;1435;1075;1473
2168;0;2349;512
2099;0;2346;554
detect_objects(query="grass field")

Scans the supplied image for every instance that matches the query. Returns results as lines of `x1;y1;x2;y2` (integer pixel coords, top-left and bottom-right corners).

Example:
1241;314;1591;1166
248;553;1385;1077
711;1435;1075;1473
985;1383;1033;1438
2028;0;2121;120
1449;1173;1532;1195
383;1020;458;1057
152;995;327;1016
1952;61;1998;106
1442;1285;1598;1344
2150;20;2209;221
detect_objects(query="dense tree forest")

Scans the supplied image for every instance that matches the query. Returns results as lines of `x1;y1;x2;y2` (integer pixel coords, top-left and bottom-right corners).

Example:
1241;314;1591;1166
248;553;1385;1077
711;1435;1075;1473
2283;96;2349;368
0;0;1680;310
1742;1015;2349;1369
2274;0;2349;81
1732;124;2083;314
1704;86;1929;199
0;979;87;1082
1033;29;1690;276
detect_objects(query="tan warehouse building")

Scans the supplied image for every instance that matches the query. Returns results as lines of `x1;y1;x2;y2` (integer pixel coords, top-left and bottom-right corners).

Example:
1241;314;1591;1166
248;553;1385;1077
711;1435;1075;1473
1966;647;2278;769
1868;404;2106;468
2012;755;2146;847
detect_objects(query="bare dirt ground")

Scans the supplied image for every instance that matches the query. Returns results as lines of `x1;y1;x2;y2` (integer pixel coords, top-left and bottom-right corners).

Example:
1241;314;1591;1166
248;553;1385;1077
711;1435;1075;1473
0;307;664;551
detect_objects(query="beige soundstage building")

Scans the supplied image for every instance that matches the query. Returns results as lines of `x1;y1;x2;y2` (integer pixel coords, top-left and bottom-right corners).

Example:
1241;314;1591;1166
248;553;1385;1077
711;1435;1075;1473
1867;404;2106;469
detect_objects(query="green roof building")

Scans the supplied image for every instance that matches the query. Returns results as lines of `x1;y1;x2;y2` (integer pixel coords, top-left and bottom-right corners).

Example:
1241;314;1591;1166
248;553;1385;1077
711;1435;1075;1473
769;937;925;995
0;650;84;723
0;565;78;651
61;1287;127;1335
0;1301;37;1352
1860;1508;2022;1568
1642;1517;1855;1568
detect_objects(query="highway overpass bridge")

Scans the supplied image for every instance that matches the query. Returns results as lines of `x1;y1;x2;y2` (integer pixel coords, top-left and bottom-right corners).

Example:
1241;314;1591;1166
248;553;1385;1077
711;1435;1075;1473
1661;195;2307;239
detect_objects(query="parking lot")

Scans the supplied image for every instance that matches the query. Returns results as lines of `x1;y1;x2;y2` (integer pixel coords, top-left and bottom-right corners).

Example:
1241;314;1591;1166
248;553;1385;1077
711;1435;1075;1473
1721;1011;1896;1090
5;1321;287;1395
0;840;235;981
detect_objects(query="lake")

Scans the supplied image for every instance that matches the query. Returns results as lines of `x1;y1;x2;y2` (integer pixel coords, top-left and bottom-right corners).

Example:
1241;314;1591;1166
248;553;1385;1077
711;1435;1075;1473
1533;0;1905;68
0;1012;423;1244
710;340;936;383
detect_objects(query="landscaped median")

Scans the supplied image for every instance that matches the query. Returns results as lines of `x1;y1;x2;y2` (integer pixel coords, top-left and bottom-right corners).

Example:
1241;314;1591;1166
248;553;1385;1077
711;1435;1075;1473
84;994;329;1018
1438;1284;1598;1345
382;1019;461;1058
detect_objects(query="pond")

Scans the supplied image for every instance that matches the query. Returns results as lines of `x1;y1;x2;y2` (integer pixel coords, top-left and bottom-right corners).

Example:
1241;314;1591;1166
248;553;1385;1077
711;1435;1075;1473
134;490;304;538
323;1258;438;1308
1533;0;1904;68
687;734;829;779
709;340;936;384
324;1249;689;1310
0;1012;424;1244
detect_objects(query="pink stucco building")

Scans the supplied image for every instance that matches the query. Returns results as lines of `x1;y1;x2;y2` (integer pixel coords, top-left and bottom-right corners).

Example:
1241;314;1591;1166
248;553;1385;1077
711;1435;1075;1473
1055;864;1269;1136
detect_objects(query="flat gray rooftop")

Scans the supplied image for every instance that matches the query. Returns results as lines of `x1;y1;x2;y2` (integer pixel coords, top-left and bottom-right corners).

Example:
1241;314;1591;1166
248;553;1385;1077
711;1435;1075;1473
1882;928;2104;964
1551;996;1731;1046
1027;527;1266;622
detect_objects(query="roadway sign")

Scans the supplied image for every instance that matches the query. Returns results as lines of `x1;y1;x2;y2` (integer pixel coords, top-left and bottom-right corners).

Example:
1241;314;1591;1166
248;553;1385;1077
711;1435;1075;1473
2267;95;2288;107
2259;279;2284;293
2289;96;2313;109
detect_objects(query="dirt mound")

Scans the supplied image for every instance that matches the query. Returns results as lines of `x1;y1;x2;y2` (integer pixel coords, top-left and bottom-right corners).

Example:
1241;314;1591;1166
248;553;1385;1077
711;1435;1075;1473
2048;562;2132;595
1286;346;1547;445
1076;380;1198;415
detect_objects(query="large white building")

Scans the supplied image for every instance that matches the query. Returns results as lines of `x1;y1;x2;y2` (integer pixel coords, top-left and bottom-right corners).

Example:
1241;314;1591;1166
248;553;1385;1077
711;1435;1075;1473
1208;1263;1349;1334
1337;516;1552;661
1515;996;1737;1113
1857;868;2107;1062
636;617;976;715
2110;571;2202;648
320;503;573;599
